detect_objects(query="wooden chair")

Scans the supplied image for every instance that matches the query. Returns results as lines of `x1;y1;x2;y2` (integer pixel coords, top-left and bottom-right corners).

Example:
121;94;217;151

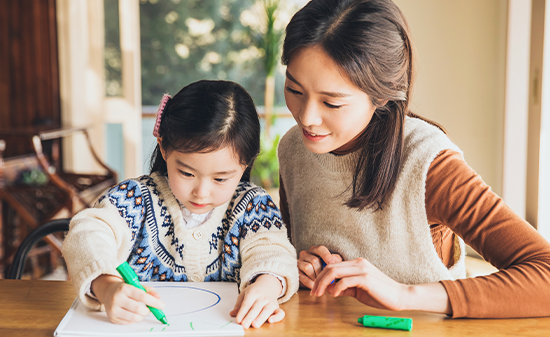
0;126;116;278
7;218;70;279
31;127;117;209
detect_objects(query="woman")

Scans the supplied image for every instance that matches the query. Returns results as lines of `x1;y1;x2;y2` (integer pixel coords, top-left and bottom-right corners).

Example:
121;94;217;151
278;0;550;318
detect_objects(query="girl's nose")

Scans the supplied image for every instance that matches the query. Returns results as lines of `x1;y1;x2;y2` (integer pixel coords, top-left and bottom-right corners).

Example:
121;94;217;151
298;100;322;127
193;181;210;199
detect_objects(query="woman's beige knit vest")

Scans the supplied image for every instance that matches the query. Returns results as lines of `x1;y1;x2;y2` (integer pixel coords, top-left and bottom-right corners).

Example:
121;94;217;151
278;117;466;284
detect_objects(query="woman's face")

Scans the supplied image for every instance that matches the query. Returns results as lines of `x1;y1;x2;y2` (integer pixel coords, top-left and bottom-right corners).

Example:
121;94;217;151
284;45;377;154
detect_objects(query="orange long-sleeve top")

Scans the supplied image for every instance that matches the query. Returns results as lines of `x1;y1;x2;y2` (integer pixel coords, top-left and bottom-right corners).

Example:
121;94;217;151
279;149;550;318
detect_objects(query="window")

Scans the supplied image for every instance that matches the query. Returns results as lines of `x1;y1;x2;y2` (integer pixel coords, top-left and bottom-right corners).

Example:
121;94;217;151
139;0;299;107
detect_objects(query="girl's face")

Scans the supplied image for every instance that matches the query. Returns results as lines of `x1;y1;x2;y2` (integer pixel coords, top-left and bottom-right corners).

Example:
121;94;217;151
284;45;377;154
160;144;246;214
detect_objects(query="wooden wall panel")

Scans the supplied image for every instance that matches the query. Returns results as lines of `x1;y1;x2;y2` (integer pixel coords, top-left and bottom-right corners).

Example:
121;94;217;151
0;0;61;157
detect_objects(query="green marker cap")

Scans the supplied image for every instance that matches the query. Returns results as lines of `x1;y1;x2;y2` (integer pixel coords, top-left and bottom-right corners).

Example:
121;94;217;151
116;262;168;325
358;315;412;331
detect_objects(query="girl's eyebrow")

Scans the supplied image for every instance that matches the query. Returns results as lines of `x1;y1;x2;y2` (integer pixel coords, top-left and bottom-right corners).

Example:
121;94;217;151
175;159;237;175
286;69;351;98
213;169;237;175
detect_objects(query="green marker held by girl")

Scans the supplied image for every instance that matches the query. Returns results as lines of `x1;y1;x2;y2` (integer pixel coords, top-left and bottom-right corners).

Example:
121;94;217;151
116;262;168;325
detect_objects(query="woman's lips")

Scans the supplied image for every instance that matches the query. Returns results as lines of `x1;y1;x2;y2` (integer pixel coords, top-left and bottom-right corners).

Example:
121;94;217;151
302;128;328;142
190;201;208;208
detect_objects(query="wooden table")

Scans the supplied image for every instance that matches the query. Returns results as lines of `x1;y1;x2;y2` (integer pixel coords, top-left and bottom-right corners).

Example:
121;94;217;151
1;279;550;336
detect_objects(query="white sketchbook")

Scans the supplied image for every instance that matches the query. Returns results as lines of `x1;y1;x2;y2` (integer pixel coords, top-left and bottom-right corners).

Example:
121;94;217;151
54;282;244;337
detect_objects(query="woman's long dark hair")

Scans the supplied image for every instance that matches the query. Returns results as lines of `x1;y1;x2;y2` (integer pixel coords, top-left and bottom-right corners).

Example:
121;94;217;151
282;0;442;211
149;80;260;182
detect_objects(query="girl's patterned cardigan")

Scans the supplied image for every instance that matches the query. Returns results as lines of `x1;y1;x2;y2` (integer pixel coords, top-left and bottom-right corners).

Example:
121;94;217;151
62;172;299;310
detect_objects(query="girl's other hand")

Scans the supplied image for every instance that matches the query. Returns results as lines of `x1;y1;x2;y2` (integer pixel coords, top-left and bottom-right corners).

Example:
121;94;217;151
91;274;165;324
297;245;342;289
230;274;285;329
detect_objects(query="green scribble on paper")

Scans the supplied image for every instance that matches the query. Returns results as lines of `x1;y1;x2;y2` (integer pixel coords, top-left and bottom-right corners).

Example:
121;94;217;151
162;327;166;331
219;320;232;329
190;322;194;330
149;327;153;332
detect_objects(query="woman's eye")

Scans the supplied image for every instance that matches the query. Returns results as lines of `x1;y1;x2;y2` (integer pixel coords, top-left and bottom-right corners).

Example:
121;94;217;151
285;86;302;95
324;102;342;109
214;178;228;183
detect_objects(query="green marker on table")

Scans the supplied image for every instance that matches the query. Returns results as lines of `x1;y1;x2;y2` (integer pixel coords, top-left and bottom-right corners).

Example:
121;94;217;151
358;315;412;331
116;262;168;325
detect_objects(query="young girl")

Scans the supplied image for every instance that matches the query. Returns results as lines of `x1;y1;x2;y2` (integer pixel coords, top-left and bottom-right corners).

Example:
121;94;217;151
62;80;298;328
278;0;550;318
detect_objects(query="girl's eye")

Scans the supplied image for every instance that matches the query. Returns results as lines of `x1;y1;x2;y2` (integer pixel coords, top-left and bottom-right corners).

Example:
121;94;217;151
324;102;342;109
179;170;193;177
285;86;302;95
214;178;228;183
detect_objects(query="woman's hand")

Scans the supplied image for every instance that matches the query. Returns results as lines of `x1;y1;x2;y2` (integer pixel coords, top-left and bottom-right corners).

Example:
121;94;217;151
230;274;285;329
310;258;452;314
91;274;165;324
297;245;342;289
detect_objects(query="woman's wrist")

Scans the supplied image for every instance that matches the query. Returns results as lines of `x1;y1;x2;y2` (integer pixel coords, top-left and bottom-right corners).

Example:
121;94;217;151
403;282;452;315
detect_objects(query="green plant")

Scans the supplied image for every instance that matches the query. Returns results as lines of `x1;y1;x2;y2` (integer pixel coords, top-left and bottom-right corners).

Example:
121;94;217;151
250;0;285;137
251;134;280;188
258;0;283;79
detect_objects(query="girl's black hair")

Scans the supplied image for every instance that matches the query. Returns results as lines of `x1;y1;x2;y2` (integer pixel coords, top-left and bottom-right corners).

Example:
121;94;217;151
282;0;442;211
149;80;260;182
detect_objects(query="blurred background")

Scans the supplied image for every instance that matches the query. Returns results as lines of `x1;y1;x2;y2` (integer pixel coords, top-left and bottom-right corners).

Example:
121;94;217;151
0;0;548;279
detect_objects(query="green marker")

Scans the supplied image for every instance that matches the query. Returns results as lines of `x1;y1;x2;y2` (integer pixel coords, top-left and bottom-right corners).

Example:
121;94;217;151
116;262;168;325
357;315;412;331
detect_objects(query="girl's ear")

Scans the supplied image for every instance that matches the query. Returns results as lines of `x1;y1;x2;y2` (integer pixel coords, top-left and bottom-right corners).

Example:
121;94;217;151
157;137;166;160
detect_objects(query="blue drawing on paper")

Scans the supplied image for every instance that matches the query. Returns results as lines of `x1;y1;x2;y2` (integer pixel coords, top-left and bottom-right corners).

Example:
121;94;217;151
153;285;221;316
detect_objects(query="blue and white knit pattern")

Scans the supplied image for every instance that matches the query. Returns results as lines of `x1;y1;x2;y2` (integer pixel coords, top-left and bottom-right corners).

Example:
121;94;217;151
100;174;284;284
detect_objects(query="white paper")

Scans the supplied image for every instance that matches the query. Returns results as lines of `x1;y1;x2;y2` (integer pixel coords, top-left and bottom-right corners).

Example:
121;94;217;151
54;282;244;337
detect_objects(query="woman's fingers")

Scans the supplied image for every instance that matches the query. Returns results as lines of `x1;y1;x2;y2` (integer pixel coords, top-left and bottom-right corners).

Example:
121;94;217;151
331;253;343;263
298;270;315;289
311;258;370;296
329;275;366;297
298;246;345;291
308;258;408;311
307;245;335;264
297;257;320;282
298;245;336;281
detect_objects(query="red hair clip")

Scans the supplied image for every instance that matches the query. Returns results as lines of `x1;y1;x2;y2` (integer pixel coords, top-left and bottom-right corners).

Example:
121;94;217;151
153;94;171;137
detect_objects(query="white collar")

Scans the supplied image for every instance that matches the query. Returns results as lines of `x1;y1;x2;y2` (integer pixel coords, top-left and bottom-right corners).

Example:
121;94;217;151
180;204;213;229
